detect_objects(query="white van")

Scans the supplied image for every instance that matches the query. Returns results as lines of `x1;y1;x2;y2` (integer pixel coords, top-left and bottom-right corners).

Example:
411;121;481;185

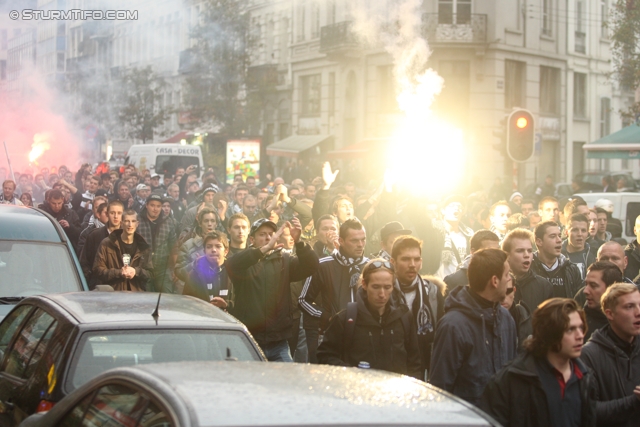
575;192;640;239
125;144;204;178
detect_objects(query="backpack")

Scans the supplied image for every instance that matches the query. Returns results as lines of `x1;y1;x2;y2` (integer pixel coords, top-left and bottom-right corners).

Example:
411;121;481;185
342;301;412;361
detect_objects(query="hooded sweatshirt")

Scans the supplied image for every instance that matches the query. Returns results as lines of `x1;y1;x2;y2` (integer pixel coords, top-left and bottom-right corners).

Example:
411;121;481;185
580;324;640;427
531;253;583;299
561;240;596;279
430;286;517;406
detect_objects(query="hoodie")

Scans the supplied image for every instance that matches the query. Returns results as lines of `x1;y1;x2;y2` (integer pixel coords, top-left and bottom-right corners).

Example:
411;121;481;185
443;254;471;289
531;253;583;299
581;324;640;427
561;240;596;279
430;286;517;406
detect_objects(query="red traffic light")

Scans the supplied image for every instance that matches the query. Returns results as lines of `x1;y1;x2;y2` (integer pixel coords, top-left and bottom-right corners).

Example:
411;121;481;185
506;109;535;162
516;117;528;129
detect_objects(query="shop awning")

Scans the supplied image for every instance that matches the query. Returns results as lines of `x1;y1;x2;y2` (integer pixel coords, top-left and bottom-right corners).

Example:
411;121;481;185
327;138;388;160
266;135;332;157
584;124;640;159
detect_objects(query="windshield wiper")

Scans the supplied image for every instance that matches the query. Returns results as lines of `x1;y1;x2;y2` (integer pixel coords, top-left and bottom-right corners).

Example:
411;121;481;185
0;297;25;304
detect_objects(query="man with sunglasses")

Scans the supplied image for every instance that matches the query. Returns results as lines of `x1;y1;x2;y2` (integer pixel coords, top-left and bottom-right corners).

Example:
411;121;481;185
430;248;517;406
316;258;422;379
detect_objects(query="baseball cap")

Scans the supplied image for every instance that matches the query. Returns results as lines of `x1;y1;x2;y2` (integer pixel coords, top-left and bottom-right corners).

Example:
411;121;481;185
380;221;412;241
151;173;160;179
95;189;109;198
136;184;149;192
146;194;163;204
594;198;614;213
249;218;278;236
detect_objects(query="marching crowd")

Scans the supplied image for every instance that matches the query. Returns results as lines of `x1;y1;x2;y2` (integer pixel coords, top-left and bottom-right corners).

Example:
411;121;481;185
2;161;640;427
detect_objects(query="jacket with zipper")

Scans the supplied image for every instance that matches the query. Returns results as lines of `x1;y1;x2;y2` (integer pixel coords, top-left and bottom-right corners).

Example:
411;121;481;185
92;229;153;291
226;242;319;345
481;351;596;427
624;239;640;282
531;253;584;299
184;257;234;309
561;240;596;279
317;287;422;380
514;269;554;311
580;324;640;427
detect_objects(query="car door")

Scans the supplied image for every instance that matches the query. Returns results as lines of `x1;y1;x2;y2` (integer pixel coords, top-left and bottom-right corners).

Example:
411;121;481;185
0;305;59;424
57;382;176;427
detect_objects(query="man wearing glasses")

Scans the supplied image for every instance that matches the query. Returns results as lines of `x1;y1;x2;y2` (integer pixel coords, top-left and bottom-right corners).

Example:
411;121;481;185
430;248;517;406
316;258;422;379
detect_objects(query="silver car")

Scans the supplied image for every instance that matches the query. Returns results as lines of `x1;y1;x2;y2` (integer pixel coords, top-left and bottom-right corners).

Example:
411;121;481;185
20;361;499;426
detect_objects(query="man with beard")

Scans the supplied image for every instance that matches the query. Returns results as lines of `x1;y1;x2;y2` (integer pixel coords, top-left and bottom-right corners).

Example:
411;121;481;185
562;213;596;279
299;219;368;363
531;221;583;299
580;261;623;341
227;213;250;257
502;228;554;311
41;189;81;252
489;201;511;241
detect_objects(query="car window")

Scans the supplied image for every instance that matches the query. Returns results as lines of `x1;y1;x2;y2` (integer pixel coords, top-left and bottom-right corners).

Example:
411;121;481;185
0;241;83;297
68;330;260;391
60;383;173;427
0;305;32;362
626;202;640;237
4;309;57;378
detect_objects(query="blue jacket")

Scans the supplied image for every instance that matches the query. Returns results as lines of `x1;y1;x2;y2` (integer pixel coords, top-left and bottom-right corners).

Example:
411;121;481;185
430;286;517;406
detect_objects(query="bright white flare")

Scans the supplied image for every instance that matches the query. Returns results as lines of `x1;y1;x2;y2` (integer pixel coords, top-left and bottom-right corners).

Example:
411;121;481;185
28;132;52;164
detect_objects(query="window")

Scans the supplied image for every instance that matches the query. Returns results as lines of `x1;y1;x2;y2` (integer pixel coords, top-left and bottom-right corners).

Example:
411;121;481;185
540;66;561;115
601;0;608;37
5;309;57;379
505;60;526;109
542;0;552;36
300;74;321;116
600;97;611;137
328;72;336;116
438;0;471;24
573;72;587;117
0;305;32;362
575;0;586;53
310;1;320;39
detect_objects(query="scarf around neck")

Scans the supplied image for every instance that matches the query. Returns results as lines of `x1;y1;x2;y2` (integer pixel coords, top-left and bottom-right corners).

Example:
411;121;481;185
396;275;433;335
333;249;368;292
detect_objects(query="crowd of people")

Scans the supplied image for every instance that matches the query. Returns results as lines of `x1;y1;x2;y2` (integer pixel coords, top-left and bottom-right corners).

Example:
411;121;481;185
2;161;640;426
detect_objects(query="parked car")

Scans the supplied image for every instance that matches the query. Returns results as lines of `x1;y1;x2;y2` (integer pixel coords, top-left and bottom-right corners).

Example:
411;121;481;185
575;171;638;192
19;361;499;427
555;182;573;198
575;192;640;238
0;205;88;320
0;292;265;426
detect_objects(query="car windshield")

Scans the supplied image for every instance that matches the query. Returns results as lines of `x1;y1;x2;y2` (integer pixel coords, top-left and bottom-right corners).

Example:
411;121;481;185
68;330;261;391
0;241;82;298
579;174;604;185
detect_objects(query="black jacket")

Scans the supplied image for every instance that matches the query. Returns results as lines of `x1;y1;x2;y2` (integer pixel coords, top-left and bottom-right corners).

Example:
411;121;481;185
509;301;532;352
580;324;640;427
481;352;596;427
531;253;583;299
41;202;81;252
583;304;609;342
226;242;319;345
298;252;369;331
79;226;110;288
624;240;640;282
443;255;470;289
430;286;517;406
514;269;554;311
561;240;596;279
317;287;422;380
183;257;234;309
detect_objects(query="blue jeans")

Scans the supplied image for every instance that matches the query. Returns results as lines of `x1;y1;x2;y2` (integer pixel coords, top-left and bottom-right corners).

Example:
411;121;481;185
260;340;293;362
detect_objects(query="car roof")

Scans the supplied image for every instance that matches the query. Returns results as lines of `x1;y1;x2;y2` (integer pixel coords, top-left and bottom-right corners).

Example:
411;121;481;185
0;205;62;242
38;292;240;325
120;362;493;426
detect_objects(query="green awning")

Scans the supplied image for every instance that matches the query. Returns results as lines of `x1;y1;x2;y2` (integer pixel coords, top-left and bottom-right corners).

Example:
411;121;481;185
584;124;640;159
266;135;332;158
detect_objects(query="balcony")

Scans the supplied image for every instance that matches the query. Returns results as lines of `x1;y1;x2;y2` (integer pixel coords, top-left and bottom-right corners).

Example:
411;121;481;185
422;14;487;44
575;31;586;54
247;64;279;90
319;21;360;55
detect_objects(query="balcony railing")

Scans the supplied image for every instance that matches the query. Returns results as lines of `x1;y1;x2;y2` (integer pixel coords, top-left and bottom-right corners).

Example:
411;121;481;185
422;14;487;44
319;21;359;54
575;31;586;54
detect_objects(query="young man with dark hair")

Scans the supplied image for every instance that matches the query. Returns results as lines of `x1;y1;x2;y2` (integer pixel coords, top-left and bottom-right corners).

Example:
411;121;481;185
312;214;339;257
581;283;640;427
299;218;368;362
502;228;554;311
580;261;623;340
93;209;153;291
443;229;500;289
41;188;82;252
372;221;412;261
532;221;583;299
227;213;250;256
430;248;517;405
226;217;319;362
482;298;596;427
562;213;596;279
80;201;123;287
390;235;444;380
317;258;422;379
183;231;233;310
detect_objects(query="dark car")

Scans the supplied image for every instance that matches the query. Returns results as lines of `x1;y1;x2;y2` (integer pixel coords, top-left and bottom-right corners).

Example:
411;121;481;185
0;205;88;320
0;292;265;426
20;361;499;427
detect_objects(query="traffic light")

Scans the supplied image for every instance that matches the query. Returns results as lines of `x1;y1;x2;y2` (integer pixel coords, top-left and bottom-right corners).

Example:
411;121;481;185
506;109;535;162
